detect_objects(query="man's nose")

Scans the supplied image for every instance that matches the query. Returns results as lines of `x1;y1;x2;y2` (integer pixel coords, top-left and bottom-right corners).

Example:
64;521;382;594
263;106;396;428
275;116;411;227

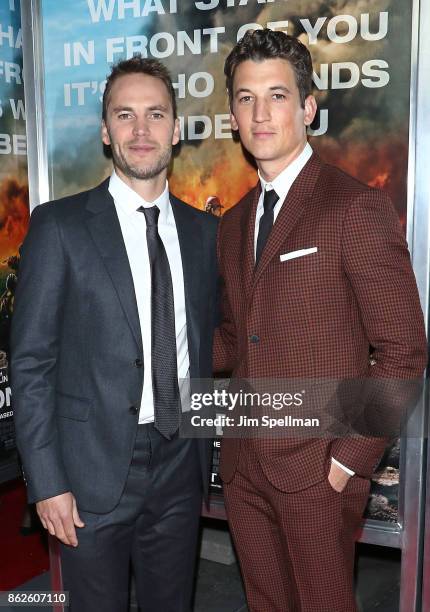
133;119;149;136
252;98;270;122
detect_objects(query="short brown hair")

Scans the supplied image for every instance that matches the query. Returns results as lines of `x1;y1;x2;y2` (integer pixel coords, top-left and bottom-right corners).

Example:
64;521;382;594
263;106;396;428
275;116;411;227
224;29;313;109
102;55;177;120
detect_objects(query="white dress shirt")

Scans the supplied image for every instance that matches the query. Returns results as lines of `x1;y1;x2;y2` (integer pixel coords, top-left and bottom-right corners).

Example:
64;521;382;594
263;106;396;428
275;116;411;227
109;172;189;424
254;142;313;259
254;143;354;478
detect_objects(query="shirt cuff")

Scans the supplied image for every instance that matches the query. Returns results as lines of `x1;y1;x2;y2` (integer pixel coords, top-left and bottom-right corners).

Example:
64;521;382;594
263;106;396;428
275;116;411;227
331;457;355;476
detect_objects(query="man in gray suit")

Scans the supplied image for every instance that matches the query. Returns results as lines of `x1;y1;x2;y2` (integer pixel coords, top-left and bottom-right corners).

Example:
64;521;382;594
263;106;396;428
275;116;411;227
11;56;217;612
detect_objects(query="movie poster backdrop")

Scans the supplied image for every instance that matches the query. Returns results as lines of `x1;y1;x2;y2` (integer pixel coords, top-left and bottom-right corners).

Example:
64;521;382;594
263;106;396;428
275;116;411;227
0;0;28;474
37;0;413;521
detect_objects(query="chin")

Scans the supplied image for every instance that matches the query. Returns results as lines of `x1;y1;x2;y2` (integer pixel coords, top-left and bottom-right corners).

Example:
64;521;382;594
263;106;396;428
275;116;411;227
252;151;281;163
249;141;279;155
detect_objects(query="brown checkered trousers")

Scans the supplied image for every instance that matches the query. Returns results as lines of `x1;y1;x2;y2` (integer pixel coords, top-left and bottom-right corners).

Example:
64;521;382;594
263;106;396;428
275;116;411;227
214;153;427;611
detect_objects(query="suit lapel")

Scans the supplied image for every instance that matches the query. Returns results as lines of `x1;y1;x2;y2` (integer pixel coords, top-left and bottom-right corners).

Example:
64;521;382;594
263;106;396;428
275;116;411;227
85;179;143;353
241;183;261;300
253;153;322;288
170;195;203;377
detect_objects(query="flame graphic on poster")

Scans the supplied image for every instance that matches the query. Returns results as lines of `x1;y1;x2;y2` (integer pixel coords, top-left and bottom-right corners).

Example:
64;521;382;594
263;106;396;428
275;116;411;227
0;179;29;258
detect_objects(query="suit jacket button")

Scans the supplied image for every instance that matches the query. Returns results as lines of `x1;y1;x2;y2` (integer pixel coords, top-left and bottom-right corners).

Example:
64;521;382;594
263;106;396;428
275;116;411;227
129;405;138;415
249;334;259;343
134;358;143;368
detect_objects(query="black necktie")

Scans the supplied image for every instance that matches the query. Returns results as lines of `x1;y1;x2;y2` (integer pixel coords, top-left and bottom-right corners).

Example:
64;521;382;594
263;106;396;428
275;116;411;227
139;205;180;438
255;188;279;266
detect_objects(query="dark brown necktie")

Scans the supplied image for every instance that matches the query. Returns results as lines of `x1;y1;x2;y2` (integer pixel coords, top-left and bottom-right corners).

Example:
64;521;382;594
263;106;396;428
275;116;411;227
255;188;279;266
139;205;180;438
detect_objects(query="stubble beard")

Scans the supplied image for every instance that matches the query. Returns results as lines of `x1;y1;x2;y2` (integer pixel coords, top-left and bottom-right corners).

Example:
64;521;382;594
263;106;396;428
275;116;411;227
111;142;172;181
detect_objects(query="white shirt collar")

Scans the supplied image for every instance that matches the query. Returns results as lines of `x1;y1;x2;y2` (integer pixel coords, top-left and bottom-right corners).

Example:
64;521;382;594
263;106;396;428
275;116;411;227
258;142;313;199
108;171;171;224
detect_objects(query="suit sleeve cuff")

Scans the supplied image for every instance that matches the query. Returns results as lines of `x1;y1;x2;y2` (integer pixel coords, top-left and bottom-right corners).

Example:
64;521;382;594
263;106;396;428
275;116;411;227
331;457;355;476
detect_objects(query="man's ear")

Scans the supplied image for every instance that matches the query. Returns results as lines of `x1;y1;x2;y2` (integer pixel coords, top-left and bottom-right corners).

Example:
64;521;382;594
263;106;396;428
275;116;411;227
172;118;180;146
101;120;110;146
230;110;239;132
304;95;317;127
228;88;239;131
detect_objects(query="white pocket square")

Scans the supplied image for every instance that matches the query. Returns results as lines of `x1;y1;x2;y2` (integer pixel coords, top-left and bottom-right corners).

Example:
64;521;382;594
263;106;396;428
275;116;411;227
280;247;318;262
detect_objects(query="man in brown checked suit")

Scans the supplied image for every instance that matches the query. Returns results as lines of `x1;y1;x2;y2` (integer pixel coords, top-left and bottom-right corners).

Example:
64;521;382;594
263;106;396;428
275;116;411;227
214;29;427;611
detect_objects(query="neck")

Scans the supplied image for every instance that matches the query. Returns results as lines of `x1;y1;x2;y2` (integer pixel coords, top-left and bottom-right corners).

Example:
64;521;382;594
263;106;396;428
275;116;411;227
115;167;167;202
258;141;307;183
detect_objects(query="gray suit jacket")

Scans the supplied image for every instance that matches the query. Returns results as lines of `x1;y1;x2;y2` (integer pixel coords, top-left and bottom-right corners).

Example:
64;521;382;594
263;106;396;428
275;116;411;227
11;178;218;512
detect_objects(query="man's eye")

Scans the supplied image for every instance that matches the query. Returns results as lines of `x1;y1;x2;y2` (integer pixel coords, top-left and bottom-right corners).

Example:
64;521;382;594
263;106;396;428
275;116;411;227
150;112;163;120
272;93;286;101
239;96;252;104
118;113;132;120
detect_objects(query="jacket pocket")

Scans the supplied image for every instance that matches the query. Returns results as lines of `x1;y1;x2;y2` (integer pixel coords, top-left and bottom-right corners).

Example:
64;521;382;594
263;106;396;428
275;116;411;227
280;247;318;262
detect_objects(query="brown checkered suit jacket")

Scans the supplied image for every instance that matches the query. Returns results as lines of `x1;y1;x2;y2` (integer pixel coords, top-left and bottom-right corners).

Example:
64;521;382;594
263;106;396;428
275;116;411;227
214;153;427;492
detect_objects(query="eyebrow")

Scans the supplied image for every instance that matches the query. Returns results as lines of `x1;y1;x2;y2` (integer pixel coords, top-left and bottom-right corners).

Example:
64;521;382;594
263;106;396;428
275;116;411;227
234;88;252;96
147;104;169;112
111;104;169;113
269;85;291;93
234;85;291;95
